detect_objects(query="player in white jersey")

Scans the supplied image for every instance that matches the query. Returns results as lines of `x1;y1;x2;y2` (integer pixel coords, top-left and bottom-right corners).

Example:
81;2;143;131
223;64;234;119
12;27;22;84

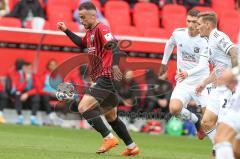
194;12;239;155
214;64;240;159
159;9;209;137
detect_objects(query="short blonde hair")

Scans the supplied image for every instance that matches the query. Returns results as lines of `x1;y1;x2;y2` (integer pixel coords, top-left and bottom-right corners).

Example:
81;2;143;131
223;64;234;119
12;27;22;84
198;12;217;27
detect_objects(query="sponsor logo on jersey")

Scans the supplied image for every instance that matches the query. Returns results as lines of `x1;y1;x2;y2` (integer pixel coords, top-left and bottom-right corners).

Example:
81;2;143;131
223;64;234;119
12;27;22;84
219;38;229;48
90;34;94;47
87;47;96;53
194;47;200;53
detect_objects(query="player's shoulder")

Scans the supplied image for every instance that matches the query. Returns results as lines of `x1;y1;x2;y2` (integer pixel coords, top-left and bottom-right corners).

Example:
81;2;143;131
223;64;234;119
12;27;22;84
172;28;186;34
97;23;111;32
171;28;186;38
210;29;230;42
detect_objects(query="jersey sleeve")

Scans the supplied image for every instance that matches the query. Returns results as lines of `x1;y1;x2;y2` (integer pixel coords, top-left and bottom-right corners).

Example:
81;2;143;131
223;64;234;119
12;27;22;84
162;32;177;65
216;33;234;54
99;26;116;46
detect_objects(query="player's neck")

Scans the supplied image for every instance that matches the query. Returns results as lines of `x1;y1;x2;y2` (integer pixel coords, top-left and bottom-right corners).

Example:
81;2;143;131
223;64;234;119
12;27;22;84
90;21;100;30
207;27;216;38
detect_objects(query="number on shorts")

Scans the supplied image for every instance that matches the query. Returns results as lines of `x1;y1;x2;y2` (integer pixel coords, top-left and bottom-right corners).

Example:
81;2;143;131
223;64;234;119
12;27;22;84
207;87;211;94
222;99;227;108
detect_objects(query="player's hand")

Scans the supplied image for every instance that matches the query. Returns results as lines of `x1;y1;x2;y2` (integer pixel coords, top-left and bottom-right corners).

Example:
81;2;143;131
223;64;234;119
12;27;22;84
57;22;67;32
158;64;167;78
112;65;122;81
20;93;29;101
176;71;188;82
195;82;205;96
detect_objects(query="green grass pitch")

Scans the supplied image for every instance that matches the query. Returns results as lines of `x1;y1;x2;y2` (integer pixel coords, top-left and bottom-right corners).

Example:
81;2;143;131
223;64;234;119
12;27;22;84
0;124;212;159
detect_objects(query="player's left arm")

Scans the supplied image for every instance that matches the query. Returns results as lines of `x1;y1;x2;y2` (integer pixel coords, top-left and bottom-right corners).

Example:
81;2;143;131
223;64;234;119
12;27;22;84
100;27;122;81
217;34;238;67
228;47;238;67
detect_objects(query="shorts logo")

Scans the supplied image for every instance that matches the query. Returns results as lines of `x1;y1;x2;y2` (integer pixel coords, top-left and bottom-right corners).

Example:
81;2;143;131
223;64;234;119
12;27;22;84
194;47;200;53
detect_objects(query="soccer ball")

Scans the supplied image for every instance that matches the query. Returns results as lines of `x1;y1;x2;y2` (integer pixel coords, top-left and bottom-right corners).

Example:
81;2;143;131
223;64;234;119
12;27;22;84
55;82;75;101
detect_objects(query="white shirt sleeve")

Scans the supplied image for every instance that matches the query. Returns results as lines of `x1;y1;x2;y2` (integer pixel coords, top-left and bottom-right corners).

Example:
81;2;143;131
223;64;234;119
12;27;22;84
217;33;234;54
186;48;210;76
162;34;176;65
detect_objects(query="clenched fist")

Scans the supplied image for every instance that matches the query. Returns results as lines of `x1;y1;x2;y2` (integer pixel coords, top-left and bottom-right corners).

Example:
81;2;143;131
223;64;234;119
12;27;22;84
57;22;67;32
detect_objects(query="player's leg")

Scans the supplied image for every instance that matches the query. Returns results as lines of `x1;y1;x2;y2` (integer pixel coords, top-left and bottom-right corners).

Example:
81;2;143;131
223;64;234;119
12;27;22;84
29;94;41;125
15;94;24;124
215;123;236;159
169;85;199;124
78;94;118;154
201;109;218;148
233;138;240;159
105;108;140;156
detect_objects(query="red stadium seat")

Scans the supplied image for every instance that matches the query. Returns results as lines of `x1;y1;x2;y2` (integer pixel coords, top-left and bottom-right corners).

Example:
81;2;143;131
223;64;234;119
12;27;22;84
46;0;73;15
112;26;142;37
133;2;160;29
219;14;240;43
211;0;235;15
162;4;187;33
0;17;21;28
104;1;131;28
143;28;170;39
47;7;73;26
193;6;214;13
8;0;19;11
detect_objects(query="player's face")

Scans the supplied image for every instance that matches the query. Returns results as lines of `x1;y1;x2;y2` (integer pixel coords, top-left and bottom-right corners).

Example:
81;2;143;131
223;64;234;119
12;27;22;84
197;17;209;37
186;15;198;35
78;9;95;29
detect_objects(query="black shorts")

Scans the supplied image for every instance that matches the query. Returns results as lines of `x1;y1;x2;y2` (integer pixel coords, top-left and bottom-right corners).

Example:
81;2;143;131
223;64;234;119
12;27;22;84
85;77;119;108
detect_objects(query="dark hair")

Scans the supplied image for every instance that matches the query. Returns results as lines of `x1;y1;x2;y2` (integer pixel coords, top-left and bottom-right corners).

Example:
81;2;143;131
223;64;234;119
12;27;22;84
78;2;96;11
187;8;200;17
24;61;31;66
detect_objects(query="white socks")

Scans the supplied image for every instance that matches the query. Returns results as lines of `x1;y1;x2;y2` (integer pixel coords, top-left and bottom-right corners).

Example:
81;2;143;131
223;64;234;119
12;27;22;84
0;111;3;116
127;142;136;149
104;132;114;139
179;108;198;123
215;141;235;159
206;128;216;144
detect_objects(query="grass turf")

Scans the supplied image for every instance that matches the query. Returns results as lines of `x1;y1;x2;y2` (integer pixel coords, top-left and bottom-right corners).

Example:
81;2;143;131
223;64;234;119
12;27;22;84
0;124;212;159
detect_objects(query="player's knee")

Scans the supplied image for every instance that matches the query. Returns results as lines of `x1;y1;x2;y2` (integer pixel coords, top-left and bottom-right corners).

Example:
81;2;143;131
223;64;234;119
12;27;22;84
78;105;85;114
169;104;181;116
201;119;214;131
105;113;117;122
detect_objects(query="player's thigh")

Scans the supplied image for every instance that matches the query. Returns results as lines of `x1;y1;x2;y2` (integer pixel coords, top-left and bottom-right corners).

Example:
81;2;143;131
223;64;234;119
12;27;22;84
78;94;99;113
233;137;240;159
104;107;117;122
201;108;218;130
170;84;191;113
215;123;237;143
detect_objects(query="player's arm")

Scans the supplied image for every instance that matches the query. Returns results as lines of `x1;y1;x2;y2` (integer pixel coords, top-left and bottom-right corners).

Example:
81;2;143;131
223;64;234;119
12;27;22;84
228;47;238;67
159;34;176;76
217;34;238;67
105;41;122;80
218;65;240;86
57;22;84;49
195;71;216;95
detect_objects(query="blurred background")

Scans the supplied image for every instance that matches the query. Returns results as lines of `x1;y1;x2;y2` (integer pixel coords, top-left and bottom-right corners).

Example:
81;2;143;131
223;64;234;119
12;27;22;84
0;0;239;137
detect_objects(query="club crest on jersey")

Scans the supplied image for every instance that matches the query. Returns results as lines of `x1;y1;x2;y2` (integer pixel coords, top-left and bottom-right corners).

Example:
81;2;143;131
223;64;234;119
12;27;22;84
194;47;200;53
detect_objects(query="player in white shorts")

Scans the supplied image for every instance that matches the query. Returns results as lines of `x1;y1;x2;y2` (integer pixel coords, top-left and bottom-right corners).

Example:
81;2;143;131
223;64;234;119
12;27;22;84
194;12;239;155
214;64;240;159
159;9;209;137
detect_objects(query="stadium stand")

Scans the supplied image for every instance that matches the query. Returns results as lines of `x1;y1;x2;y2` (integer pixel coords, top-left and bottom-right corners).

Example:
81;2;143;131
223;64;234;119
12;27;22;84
104;0;131;28
0;17;21;27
